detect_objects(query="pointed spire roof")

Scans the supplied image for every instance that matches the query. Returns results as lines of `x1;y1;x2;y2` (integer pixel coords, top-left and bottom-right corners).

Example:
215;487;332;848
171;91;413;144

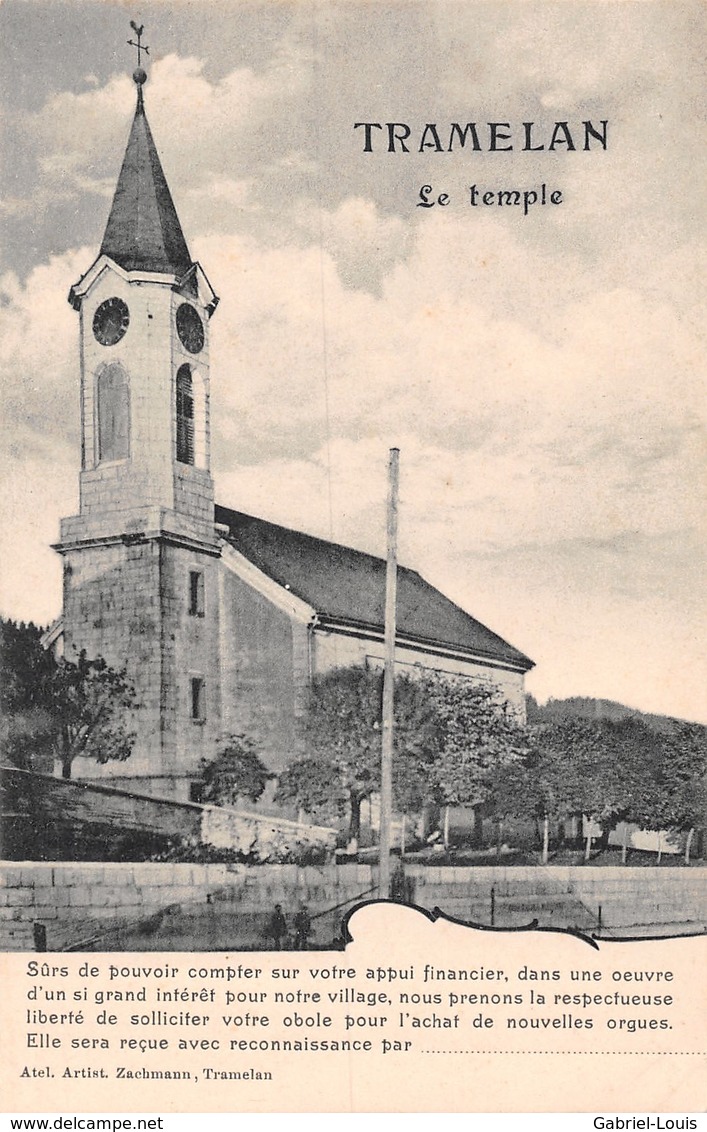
99;74;193;276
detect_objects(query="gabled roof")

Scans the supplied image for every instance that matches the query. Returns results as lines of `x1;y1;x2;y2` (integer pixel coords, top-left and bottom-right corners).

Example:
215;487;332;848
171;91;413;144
99;84;193;276
215;505;534;671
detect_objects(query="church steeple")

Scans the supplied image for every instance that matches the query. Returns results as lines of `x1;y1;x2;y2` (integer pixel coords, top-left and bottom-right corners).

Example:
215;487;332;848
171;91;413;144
99;68;193;277
64;28;218;529
56;27;223;800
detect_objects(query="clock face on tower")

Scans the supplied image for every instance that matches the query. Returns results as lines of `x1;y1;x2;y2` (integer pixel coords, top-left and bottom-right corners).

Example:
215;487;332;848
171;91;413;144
93;297;130;346
176;303;205;354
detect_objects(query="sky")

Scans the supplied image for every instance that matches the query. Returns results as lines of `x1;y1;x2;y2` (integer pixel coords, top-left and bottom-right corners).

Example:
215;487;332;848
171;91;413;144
0;0;705;722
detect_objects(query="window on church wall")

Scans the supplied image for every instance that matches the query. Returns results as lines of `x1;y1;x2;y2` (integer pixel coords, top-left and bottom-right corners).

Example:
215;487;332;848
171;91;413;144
190;676;206;722
96;364;130;463
189;570;205;617
176;364;195;465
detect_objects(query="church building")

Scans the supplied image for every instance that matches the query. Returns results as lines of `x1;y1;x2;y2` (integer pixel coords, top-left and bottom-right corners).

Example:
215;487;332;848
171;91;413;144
50;60;534;802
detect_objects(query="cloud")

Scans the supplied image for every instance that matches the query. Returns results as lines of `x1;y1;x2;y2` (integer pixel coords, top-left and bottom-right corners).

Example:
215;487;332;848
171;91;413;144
25;50;311;224
9;5;705;290
292;197;412;292
0;451;73;628
4;209;700;630
29;73;136;198
0;250;85;457
194;210;705;549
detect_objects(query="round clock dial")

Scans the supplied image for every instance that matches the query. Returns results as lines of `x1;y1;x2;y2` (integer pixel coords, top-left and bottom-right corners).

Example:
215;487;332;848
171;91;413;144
176;303;205;354
93;297;130;346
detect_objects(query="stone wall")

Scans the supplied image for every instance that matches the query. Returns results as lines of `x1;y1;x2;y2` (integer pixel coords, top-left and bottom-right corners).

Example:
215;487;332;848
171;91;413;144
0;862;374;951
0;766;335;864
56;530;223;800
1;862;705;952
404;865;707;933
60;538;165;782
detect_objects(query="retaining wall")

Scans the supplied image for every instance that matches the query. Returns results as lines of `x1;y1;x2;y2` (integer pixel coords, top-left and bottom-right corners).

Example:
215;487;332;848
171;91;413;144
1;862;705;951
405;865;707;932
0;765;335;862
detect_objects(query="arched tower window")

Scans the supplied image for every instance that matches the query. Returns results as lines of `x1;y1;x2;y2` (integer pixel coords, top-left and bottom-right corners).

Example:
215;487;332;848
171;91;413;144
96;363;130;463
176;364;194;465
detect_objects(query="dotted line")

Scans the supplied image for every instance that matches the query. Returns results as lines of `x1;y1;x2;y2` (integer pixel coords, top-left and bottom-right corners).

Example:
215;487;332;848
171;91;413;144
421;1050;706;1056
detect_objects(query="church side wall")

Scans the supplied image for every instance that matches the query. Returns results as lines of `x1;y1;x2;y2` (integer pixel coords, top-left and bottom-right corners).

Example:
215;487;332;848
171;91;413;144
312;629;526;720
218;568;303;773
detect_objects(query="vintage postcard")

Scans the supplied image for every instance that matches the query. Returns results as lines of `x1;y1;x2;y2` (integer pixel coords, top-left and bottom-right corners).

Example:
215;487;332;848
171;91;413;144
0;0;705;1116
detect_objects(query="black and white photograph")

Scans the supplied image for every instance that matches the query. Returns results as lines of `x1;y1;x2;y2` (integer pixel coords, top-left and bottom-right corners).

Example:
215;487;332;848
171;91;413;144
0;0;705;973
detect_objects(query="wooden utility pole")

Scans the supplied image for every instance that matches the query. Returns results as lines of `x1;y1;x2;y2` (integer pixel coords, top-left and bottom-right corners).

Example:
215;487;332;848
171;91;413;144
379;447;399;898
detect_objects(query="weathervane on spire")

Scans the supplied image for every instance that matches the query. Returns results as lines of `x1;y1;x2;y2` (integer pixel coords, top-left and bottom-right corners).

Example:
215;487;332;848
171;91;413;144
128;21;149;97
127;21;149;68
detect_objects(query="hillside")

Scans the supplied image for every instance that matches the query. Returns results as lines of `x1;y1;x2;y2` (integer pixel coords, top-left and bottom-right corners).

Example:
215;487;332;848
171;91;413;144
525;695;700;735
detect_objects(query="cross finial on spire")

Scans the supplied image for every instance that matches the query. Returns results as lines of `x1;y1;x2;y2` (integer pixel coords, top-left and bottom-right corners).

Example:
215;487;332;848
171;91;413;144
127;21;150;68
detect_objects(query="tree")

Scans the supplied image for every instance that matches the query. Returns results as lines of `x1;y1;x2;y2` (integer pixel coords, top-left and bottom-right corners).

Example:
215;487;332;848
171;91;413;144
509;717;673;863
49;652;136;779
1;622;137;782
200;734;273;807
495;715;707;866
0;619;56;772
628;721;707;863
423;675;529;847
391;672;439;816
0;619;54;714
275;666;436;849
275;752;350;830
484;755;536;855
519;720;630;861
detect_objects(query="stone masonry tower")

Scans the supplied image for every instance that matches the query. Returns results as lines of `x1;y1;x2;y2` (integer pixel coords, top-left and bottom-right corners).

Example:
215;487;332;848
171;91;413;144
55;57;222;800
